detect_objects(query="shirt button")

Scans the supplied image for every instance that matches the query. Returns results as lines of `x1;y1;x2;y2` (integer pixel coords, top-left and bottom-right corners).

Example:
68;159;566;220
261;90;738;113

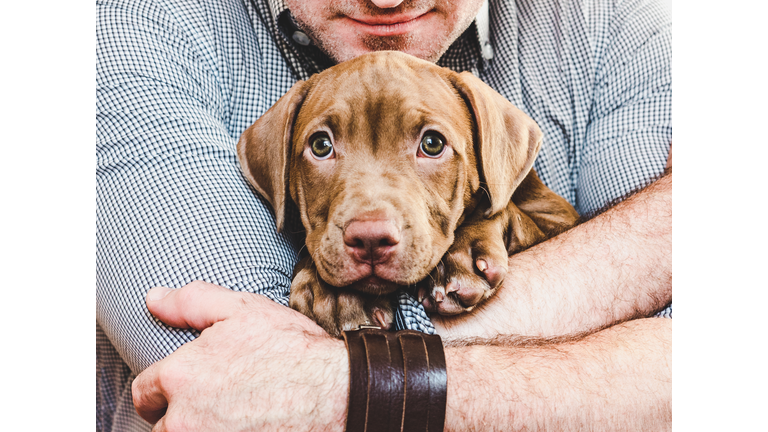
292;31;311;46
482;42;494;60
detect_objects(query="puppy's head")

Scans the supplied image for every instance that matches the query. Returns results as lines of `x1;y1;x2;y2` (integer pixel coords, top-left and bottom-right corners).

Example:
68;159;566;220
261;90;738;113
238;51;541;294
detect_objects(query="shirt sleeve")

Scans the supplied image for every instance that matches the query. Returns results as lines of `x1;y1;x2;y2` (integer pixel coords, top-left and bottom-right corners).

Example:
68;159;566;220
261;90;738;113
577;0;672;216
578;0;672;317
96;0;300;374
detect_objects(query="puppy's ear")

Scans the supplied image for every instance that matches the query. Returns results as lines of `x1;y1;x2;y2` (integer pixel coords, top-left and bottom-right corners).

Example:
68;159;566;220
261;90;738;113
237;81;311;232
450;71;543;216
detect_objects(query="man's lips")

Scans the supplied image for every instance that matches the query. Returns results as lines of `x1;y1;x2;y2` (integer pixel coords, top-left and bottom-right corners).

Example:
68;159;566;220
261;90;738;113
344;11;433;37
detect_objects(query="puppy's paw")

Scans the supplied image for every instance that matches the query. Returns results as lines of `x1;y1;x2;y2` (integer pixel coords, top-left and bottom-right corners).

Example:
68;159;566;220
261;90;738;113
337;291;394;332
290;257;394;337
418;225;509;316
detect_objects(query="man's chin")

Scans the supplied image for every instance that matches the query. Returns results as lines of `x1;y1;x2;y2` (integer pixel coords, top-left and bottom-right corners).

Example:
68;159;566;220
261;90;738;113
316;28;449;64
332;45;447;65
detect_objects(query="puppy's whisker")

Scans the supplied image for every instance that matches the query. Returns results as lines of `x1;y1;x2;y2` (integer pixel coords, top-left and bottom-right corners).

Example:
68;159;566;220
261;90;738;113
479;185;491;202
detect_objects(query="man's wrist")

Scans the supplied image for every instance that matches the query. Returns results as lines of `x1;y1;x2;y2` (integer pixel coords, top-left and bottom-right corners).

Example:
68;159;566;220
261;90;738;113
341;329;447;432
321;337;350;432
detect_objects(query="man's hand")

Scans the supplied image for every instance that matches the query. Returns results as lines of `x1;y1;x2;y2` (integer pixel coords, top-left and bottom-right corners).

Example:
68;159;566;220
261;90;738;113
132;282;348;432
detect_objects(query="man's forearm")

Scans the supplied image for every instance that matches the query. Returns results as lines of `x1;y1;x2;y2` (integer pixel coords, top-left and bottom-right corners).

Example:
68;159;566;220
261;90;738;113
443;318;671;432
133;284;671;431
434;173;672;338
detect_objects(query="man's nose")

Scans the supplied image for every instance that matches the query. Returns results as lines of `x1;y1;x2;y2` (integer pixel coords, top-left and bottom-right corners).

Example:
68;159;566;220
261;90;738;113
370;0;405;9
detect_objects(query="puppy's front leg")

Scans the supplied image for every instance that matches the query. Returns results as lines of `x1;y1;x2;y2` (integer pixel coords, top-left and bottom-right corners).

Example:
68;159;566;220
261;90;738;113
419;170;580;316
418;204;512;315
290;256;394;337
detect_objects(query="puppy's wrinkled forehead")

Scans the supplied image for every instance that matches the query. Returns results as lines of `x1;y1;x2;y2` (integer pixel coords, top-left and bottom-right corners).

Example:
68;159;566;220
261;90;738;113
293;52;472;151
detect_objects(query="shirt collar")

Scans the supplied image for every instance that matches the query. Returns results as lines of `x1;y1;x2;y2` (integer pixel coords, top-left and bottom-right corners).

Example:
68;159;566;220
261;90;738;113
476;0;494;61
267;0;288;22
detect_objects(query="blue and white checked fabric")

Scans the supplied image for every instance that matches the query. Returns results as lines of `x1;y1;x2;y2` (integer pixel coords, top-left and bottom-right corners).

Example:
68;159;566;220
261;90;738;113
96;0;671;430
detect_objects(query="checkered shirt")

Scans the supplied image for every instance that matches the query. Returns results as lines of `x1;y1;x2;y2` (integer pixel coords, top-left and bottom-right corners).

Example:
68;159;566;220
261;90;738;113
96;0;672;430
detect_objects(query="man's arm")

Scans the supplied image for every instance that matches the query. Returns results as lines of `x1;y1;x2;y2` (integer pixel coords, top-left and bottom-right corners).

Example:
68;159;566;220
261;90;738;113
433;169;671;339
444;318;671;431
132;283;670;432
97;0;298;374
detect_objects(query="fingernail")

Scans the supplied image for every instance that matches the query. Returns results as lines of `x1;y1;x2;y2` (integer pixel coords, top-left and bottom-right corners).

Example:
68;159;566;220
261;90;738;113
476;259;488;272
373;310;387;328
446;281;459;293
146;286;171;302
434;290;444;303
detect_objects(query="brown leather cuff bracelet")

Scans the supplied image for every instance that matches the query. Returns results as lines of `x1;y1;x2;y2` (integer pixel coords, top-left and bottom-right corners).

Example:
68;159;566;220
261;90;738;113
342;328;447;432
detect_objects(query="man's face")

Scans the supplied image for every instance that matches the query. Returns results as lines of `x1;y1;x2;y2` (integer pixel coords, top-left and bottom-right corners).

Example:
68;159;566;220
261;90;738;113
286;0;484;64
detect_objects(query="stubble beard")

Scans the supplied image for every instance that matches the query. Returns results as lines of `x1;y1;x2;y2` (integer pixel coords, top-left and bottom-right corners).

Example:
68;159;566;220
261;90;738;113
288;1;477;64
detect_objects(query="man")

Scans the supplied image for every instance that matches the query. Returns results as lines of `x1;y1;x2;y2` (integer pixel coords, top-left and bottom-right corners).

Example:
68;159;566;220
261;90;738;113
96;0;671;430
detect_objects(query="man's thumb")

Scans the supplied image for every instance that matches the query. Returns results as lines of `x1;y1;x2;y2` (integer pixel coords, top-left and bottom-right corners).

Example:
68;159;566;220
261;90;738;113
145;281;240;331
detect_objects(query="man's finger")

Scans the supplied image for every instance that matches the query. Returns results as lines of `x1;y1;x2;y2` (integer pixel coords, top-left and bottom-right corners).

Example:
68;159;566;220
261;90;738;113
132;363;169;424
146;281;245;331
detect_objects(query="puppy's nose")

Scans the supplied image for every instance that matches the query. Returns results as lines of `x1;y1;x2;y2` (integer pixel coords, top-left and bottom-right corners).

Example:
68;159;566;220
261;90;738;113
343;220;401;264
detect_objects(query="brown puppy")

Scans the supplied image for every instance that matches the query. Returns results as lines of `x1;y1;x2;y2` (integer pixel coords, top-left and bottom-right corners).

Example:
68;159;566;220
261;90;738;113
237;51;578;337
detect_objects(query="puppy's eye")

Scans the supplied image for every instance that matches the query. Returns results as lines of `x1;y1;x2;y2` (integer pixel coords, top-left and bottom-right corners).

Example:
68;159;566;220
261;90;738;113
310;133;334;160
419;132;446;158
